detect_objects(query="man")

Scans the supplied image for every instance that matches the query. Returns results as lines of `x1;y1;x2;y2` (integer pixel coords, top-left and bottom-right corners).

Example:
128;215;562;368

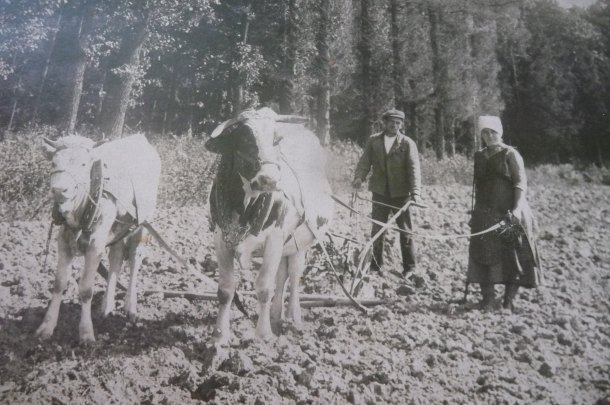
352;108;422;276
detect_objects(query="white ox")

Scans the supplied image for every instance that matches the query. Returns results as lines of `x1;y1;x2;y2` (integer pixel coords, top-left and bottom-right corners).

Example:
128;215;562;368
206;108;334;344
36;134;161;343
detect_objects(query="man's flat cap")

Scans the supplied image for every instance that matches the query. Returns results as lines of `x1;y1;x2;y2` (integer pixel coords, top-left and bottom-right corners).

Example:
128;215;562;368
382;108;405;120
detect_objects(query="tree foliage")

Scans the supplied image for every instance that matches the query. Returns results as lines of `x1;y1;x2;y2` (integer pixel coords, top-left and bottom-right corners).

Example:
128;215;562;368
0;0;608;163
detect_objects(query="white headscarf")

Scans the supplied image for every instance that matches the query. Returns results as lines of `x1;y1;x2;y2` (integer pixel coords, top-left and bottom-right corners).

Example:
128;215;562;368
478;116;503;137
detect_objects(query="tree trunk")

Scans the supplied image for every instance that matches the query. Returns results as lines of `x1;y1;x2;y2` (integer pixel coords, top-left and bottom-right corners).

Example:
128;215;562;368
96;68;106;119
390;0;402;108
233;2;252;114
279;0;298;114
447;118;456;157
316;88;330;145
5;76;21;138
433;106;445;160
164;63;178;135
161;110;168;137
470;94;478;154
595;134;604;167
428;6;445;160
315;0;331;145
32;12;63;124
358;0;374;142
404;100;420;148
63;2;94;134
400;4;419;145
146;97;157;136
99;18;148;138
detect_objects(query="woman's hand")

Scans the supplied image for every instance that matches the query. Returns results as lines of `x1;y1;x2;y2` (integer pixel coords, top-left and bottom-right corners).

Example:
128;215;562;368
511;205;523;220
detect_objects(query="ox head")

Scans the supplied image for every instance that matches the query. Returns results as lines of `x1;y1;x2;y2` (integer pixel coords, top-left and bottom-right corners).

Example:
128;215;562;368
206;107;308;192
42;136;105;217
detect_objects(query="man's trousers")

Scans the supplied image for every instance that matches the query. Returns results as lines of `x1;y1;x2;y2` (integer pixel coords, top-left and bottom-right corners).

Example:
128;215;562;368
370;193;416;272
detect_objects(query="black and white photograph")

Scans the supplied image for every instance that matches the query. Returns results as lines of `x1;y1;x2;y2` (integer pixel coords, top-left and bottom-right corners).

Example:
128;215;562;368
0;0;609;403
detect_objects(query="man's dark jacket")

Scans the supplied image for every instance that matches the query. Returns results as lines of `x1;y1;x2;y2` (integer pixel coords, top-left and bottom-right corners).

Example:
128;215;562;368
354;132;421;198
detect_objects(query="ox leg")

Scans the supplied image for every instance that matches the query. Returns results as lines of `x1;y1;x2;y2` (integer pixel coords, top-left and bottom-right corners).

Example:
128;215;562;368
36;229;73;339
270;257;289;333
79;211;114;343
255;233;284;341
213;231;235;346
124;232;143;322
79;243;105;343
101;242;123;317
286;251;305;329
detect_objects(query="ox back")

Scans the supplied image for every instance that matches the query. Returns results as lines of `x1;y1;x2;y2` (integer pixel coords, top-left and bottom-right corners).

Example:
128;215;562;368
93;134;161;222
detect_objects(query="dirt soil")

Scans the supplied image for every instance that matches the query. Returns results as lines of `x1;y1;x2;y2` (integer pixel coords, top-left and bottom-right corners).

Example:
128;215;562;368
1;183;609;404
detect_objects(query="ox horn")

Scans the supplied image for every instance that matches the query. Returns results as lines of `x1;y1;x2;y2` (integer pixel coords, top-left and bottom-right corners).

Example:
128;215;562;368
93;136;109;148
275;115;309;124
210;117;242;139
43;137;65;151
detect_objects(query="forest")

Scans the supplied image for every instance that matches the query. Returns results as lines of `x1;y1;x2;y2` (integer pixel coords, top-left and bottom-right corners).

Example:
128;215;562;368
1;0;609;164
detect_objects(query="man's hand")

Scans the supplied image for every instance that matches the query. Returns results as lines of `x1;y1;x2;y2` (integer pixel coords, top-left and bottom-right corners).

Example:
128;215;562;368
411;194;421;204
352;178;362;190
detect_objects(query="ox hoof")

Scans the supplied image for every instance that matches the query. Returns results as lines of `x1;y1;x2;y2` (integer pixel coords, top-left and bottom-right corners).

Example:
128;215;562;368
79;334;96;345
127;311;138;323
255;330;276;343
285;320;303;334
100;308;114;318
100;301;115;318
271;320;282;335
34;325;54;340
211;327;229;347
79;329;96;344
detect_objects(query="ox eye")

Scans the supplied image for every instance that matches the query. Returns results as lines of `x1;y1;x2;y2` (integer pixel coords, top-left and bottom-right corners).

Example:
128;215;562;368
273;135;283;146
82;163;86;167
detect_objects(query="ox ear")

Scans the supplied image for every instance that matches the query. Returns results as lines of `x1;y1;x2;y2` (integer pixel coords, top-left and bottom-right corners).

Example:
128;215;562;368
205;136;230;154
93;139;109;148
210;117;241;139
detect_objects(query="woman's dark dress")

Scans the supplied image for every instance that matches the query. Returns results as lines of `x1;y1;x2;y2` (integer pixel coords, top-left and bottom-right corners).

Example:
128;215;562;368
467;144;542;288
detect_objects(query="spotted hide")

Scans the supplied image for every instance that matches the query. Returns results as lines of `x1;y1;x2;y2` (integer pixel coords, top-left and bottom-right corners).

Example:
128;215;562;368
206;108;334;344
36;134;161;343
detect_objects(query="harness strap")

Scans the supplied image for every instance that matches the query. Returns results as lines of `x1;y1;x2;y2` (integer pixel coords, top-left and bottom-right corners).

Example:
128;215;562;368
235;149;281;171
80;159;104;233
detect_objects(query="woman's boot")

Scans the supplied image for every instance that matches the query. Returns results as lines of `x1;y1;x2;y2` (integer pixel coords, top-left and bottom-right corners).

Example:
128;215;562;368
503;284;519;311
479;283;495;311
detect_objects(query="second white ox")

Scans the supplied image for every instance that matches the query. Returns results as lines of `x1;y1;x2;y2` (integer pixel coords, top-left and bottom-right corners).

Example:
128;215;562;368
36;134;161;343
206;108;334;344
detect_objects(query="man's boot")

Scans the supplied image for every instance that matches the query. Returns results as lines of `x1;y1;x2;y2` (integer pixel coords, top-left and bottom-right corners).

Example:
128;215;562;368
480;283;495;311
503;284;519;311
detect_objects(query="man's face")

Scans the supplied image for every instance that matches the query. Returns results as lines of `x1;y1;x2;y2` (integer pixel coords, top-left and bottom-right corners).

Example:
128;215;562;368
384;117;402;136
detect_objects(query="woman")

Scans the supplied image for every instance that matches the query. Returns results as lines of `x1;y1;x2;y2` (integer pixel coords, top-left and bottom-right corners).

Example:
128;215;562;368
467;116;542;311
